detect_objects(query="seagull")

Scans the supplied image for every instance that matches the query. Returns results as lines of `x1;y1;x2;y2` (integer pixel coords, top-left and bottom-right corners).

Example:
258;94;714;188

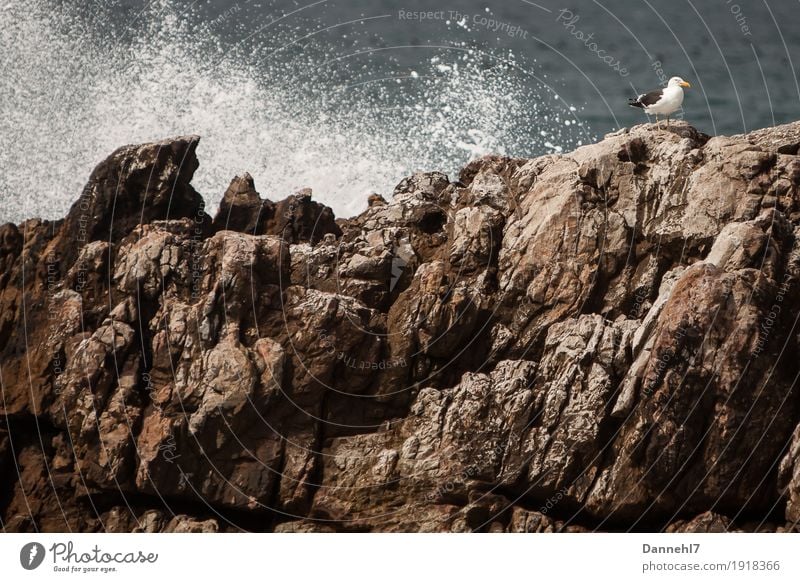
628;76;691;128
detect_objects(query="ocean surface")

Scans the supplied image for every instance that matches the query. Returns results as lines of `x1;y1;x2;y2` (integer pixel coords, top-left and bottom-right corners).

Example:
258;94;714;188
1;0;798;223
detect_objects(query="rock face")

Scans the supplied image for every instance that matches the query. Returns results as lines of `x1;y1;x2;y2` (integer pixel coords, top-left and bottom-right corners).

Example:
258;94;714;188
2;121;800;532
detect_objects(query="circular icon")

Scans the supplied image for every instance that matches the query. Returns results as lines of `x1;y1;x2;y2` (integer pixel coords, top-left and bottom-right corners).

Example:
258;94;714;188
19;542;45;570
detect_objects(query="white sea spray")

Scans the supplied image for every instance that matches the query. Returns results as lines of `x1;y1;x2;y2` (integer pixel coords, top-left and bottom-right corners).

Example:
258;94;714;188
0;0;590;223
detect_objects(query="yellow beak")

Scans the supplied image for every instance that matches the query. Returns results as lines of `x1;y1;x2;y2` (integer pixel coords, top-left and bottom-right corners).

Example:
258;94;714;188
680;81;691;88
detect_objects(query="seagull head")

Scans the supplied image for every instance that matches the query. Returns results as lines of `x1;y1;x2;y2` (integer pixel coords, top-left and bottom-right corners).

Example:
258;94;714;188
668;76;691;88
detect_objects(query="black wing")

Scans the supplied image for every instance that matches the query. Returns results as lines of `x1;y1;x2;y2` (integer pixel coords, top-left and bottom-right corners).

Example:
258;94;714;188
629;89;664;108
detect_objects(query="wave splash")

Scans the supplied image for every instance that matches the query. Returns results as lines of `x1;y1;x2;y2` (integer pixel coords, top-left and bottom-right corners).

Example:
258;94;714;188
0;0;590;223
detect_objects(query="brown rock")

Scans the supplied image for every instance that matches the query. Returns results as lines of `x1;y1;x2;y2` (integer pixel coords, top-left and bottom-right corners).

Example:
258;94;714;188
3;123;800;531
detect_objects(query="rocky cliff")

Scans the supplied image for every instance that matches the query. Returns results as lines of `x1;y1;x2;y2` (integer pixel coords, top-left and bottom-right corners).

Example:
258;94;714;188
2;121;800;532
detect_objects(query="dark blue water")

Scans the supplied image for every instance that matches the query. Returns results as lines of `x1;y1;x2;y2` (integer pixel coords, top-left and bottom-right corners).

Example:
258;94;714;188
167;0;800;134
2;0;798;222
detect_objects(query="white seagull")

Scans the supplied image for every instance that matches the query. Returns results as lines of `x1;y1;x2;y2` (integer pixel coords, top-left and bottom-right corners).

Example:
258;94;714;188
628;76;691;128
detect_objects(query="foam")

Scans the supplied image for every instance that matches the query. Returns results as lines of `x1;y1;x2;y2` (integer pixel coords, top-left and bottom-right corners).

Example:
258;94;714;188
0;0;591;223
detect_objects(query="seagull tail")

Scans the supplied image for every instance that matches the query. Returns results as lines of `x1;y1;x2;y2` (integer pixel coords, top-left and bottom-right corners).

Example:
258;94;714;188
628;99;644;109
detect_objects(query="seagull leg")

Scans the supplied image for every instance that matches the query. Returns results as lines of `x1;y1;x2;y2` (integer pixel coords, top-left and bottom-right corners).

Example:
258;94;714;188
667;115;670;127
